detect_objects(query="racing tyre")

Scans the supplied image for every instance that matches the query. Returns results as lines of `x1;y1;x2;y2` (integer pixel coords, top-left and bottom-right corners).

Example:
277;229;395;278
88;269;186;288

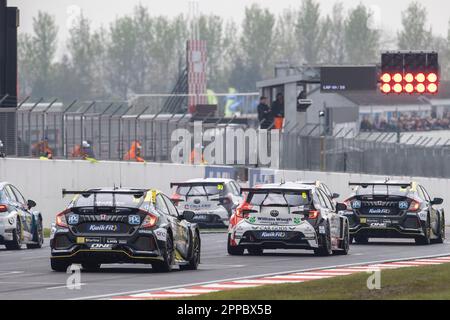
5;218;22;250
334;223;350;255
152;232;174;273
50;259;70;272
314;222;333;256
180;231;201;271
227;234;244;256
415;218;431;245
247;247;264;256
354;235;369;244
27;218;44;249
435;214;445;244
81;263;101;271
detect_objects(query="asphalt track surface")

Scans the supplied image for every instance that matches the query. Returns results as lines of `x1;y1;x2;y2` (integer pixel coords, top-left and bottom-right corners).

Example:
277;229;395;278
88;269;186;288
0;231;449;300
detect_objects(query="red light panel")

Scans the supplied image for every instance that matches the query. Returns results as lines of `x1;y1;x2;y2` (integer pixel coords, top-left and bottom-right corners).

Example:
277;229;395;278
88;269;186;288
393;73;403;83
404;73;414;83
427;73;438;83
381;83;391;93
415;73;426;83
404;83;414;93
416;83;426;93
393;83;403;93
381;73;391;83
427;83;438;94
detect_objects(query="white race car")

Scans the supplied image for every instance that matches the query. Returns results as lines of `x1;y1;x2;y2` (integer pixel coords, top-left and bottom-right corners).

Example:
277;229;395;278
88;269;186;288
228;182;350;256
171;178;242;227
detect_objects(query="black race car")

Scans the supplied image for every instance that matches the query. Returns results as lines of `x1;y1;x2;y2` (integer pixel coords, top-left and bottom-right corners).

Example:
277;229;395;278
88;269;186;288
342;181;445;245
50;188;201;272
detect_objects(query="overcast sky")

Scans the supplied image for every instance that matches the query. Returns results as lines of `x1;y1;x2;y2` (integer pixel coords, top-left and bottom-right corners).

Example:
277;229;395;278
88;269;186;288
9;0;450;44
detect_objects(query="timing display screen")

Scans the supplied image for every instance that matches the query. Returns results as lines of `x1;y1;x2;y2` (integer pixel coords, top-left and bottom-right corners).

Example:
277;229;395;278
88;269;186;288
320;66;377;92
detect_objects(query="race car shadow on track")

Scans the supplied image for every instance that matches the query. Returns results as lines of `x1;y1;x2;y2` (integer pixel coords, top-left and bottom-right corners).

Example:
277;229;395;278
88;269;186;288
78;266;185;274
351;239;427;246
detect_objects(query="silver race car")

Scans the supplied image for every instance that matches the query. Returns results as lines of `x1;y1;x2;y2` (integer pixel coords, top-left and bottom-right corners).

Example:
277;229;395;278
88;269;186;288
0;182;44;250
228;182;349;256
171;178;242;227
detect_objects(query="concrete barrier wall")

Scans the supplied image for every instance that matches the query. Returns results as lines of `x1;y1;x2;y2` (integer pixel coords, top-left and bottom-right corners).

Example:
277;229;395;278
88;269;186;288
0;158;205;227
1;158;449;227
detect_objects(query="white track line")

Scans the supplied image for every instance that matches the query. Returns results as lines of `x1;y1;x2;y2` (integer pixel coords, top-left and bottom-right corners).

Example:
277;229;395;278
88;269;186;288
73;253;450;300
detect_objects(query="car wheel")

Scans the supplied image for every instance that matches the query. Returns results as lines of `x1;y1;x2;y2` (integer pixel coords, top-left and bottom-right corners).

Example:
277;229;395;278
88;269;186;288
314;222;333;256
354;235;369;244
27;218;44;249
180;231;201;271
152;232;174;273
5;218;22;250
334;223;350;255
247;247;264;256
227;234;244;256
81;263;101;271
415;218;432;245
50;259;70;272
435;214;445;244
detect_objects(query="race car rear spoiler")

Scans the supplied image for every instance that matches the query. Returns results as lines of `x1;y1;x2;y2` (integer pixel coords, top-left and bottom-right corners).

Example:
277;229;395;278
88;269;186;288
62;189;146;198
240;188;311;195
170;182;224;188
349;182;412;188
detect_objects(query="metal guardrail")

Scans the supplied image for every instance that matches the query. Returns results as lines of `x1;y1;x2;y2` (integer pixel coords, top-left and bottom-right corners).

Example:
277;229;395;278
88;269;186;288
5;94;450;179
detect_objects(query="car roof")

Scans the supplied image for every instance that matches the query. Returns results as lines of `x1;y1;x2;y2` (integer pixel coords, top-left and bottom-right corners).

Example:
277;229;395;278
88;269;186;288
253;182;315;191
185;178;234;183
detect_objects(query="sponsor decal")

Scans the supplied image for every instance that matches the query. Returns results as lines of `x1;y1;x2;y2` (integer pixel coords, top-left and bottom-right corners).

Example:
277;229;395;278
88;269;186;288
294;217;301;225
260;231;286;239
85;237;101;243
88;224;118;232
106;238;118;244
318;226;326;234
67;214;79;225
257;216;292;224
251;225;289;231
99;214;107;221
89;243;113;250
370;223;387;228
76;237;85;244
360;217;367;223
155;229;167;241
399;201;409;210
139;229;153;234
352;200;361;209
368;208;391;214
270;210;279;217
248;216;256;223
128;215;141;225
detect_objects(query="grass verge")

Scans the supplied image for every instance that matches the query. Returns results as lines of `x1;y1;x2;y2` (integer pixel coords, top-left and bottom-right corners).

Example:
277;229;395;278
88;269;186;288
188;262;450;300
44;228;51;238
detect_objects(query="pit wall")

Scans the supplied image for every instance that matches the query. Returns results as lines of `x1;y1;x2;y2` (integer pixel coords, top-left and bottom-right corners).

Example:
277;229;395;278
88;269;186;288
0;158;448;227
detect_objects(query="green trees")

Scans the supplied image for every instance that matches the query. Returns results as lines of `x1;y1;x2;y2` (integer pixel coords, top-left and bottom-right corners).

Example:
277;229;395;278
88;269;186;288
398;2;433;50
16;2;450;101
344;4;380;64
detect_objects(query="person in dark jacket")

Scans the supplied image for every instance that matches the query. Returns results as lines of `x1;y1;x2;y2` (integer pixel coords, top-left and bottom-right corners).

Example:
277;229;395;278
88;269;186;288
271;93;284;118
271;93;285;129
257;96;273;129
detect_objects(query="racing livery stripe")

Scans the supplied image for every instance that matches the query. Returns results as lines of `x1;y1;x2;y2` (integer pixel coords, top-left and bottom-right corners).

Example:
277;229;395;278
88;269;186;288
110;255;450;300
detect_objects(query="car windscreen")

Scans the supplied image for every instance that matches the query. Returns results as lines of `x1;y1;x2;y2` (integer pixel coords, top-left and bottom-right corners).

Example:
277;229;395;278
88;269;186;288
355;185;413;196
247;191;311;207
72;193;144;207
176;184;223;197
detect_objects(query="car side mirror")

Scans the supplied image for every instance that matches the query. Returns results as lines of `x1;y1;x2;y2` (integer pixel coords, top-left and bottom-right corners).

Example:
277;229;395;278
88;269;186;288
180;210;195;221
332;193;340;199
431;198;443;205
335;203;347;211
27;199;37;209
